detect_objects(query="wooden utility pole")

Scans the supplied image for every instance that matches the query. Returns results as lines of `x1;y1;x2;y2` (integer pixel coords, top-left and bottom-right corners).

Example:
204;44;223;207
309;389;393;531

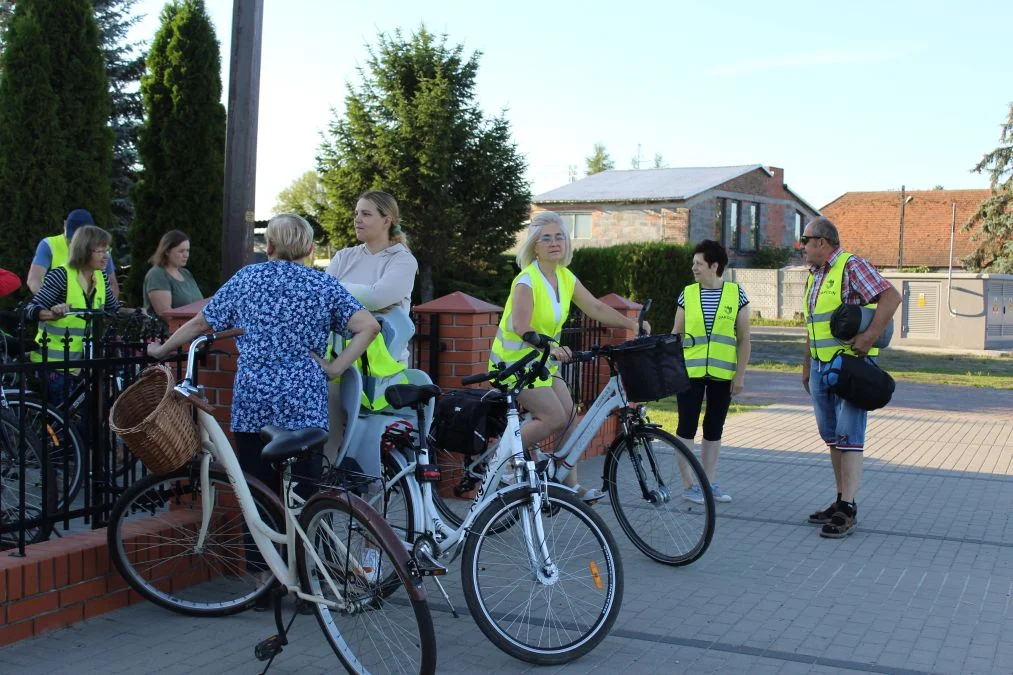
220;0;264;282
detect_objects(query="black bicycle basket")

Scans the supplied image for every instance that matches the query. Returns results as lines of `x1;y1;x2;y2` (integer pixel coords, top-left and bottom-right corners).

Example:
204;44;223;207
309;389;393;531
611;334;690;402
428;388;507;456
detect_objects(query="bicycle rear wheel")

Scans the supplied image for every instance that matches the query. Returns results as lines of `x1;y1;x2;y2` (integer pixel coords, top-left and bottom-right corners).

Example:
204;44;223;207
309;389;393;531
4;397;83;508
297;490;436;675
606;427;715;566
461;484;623;665
0;411;55;546
107;465;283;616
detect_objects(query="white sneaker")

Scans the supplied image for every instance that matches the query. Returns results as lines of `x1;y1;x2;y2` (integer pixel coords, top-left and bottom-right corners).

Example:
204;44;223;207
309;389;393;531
710;483;733;503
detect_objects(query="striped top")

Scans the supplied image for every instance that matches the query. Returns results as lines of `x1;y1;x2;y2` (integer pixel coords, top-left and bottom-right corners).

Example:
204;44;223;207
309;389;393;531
677;284;749;335
25;267;120;320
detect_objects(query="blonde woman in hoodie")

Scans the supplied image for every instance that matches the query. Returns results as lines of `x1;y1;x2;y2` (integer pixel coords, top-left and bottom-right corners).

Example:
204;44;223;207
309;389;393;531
325;191;418;454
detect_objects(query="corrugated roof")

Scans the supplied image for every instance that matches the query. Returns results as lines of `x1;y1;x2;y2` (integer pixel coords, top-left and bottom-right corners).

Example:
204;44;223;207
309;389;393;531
533;165;770;203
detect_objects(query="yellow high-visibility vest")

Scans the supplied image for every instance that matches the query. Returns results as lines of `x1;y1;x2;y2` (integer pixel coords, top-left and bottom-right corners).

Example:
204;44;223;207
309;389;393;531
805;251;879;361
32;265;106;363
489;262;576;378
683;282;739;380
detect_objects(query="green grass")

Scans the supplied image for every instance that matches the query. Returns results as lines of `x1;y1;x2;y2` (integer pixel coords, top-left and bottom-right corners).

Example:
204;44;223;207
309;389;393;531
749;334;1013;389
644;396;769;431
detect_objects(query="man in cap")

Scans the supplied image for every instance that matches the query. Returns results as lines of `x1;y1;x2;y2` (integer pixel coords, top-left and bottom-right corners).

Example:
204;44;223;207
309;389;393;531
26;209;119;297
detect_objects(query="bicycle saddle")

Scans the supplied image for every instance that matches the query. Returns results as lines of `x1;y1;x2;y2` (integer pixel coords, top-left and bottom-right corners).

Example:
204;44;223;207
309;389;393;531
385;383;441;410
259;425;328;464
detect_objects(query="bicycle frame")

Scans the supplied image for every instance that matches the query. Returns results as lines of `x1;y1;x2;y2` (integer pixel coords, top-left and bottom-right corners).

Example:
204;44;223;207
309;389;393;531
378;398;558;577
545;372;629;484
178;336;365;612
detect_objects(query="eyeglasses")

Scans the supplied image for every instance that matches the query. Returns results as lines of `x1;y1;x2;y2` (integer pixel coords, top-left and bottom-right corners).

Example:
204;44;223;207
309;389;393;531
91;248;110;256
799;235;823;245
538;234;566;243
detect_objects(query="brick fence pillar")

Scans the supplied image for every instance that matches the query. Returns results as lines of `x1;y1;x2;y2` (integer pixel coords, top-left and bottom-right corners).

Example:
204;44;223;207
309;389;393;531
413;292;502;389
163;299;236;440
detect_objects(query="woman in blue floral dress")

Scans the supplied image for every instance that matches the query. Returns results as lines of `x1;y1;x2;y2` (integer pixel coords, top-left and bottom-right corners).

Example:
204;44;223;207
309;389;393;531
149;214;380;491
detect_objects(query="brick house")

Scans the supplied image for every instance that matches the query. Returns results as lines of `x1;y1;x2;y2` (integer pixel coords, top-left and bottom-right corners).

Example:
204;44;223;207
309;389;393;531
530;165;819;263
820;189;990;269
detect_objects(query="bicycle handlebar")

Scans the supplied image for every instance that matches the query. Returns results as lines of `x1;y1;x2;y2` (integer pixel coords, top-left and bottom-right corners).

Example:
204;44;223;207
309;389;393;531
460;332;553;390
183;328;245;383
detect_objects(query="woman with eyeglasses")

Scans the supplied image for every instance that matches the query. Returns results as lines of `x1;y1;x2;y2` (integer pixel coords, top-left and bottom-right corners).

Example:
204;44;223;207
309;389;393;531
489;210;649;503
25;225;121;401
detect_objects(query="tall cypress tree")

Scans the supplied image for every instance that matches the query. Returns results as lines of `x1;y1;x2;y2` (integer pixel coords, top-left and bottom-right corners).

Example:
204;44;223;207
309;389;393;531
94;0;147;230
129;0;225;304
0;0;112;276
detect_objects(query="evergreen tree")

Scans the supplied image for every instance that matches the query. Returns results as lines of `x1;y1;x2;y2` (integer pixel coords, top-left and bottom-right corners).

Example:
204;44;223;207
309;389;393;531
0;1;12;67
94;0;147;230
964;102;1013;273
129;0;225;304
318;27;530;301
585;142;614;175
0;0;112;275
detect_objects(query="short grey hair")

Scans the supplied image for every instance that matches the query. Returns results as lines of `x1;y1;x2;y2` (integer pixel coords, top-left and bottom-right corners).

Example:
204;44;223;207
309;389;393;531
806;216;840;247
515;211;573;268
266;213;314;261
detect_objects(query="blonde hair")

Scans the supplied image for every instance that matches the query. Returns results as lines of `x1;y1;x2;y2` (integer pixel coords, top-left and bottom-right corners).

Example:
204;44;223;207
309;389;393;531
515;211;572;268
68;225;112;269
148;230;189;267
266;213;314;261
360;191;410;251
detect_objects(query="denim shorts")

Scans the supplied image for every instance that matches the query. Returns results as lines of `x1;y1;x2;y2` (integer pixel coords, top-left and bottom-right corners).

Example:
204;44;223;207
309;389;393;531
809;358;868;451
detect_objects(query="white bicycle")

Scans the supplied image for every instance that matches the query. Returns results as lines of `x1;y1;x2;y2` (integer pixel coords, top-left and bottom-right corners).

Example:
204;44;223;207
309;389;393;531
106;329;436;674
365;332;624;665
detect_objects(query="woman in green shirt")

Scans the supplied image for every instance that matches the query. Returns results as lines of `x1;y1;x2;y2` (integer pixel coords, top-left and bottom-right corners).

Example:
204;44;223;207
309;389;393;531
143;230;203;321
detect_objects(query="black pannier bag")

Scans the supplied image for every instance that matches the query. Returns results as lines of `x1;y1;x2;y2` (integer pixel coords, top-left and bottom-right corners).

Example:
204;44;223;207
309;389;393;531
822;351;895;411
428;388;507;456
611;334;690;402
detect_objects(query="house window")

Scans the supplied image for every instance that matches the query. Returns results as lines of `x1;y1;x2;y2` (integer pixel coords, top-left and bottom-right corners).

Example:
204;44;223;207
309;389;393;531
713;199;725;240
561;212;592;240
726;200;740;249
746;203;760;251
794;211;804;243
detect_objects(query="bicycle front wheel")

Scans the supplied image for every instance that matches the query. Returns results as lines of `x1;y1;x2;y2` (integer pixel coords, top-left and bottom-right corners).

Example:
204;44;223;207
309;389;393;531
607;427;715;566
107;465;283;616
461;484;623;665
297;491;436;675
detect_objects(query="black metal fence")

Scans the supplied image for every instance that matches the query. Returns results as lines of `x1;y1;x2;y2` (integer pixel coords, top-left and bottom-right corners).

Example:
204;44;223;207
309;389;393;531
557;309;607;408
0;308;169;556
410;311;442;377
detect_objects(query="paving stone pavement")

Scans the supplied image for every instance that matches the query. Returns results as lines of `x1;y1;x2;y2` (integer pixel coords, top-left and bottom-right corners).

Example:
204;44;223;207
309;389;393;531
2;375;1011;674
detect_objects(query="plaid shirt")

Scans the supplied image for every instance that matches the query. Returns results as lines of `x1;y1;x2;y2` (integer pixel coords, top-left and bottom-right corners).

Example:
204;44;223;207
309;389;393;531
807;248;892;317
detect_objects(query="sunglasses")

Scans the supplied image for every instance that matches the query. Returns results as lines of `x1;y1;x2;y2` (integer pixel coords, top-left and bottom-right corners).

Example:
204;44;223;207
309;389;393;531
799;235;824;245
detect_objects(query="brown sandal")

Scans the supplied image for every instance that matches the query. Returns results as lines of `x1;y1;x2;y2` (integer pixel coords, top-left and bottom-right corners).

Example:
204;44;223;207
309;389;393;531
819;508;857;538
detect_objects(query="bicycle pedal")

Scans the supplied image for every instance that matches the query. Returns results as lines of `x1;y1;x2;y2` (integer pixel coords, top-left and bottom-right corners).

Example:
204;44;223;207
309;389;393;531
413;549;448;577
254;634;286;662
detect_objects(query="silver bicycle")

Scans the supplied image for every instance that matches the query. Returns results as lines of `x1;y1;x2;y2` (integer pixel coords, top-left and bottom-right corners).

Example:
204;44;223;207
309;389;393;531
366;333;624;665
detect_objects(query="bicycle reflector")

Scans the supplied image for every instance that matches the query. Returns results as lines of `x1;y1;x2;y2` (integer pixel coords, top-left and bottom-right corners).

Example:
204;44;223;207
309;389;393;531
416;464;441;483
381;420;415;455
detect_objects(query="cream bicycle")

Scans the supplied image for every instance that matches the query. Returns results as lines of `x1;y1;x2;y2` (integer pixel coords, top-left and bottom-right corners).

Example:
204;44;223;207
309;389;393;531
106;329;436;674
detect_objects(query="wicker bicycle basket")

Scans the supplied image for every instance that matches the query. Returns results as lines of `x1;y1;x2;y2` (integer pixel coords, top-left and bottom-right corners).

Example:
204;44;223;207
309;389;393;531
109;364;200;474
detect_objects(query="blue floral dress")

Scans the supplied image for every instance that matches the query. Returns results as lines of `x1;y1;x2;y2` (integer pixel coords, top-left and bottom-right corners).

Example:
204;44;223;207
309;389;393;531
202;261;363;433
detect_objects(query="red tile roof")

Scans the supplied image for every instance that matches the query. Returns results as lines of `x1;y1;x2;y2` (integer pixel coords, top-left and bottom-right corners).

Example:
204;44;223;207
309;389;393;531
820;189;991;268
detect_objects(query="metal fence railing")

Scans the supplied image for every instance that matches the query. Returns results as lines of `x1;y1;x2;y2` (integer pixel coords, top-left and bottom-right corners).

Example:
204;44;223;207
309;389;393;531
0;307;171;556
558;309;607;408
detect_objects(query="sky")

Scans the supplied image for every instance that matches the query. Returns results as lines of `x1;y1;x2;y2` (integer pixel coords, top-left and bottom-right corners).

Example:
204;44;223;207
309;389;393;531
130;0;1012;219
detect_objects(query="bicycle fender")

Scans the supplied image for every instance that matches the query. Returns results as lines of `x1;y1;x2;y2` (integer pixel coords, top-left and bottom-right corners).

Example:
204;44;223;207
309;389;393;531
304;488;428;603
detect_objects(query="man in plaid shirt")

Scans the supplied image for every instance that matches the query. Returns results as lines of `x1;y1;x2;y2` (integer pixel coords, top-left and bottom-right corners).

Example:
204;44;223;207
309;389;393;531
801;217;901;538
